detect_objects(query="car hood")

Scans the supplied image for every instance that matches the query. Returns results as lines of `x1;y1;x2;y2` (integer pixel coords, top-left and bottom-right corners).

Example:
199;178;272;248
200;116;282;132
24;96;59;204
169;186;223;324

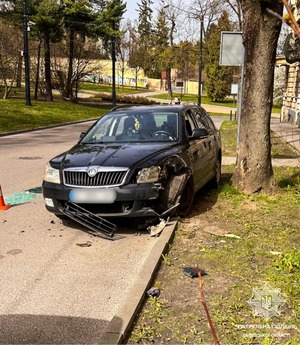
51;142;183;169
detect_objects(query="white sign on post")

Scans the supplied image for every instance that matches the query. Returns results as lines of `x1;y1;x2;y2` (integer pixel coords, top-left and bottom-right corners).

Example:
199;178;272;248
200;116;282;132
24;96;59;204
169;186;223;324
231;84;238;95
220;32;244;146
220;32;243;66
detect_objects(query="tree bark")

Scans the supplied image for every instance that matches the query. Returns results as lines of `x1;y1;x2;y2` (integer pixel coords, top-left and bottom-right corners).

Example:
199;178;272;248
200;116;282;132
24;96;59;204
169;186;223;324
34;36;42;100
231;0;283;195
65;30;75;101
166;67;172;98
44;34;53;102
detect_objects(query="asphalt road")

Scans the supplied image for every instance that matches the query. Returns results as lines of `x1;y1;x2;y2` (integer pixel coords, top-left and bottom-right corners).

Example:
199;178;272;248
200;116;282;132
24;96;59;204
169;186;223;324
0;121;159;344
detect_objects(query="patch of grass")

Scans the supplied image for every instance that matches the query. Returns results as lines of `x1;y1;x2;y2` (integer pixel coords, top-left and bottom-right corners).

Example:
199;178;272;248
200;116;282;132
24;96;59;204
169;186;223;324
127;166;300;344
0;99;111;133
220;120;238;156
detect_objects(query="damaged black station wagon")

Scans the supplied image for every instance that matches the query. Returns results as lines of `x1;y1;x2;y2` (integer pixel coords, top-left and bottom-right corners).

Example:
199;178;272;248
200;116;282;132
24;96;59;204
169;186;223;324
42;104;221;227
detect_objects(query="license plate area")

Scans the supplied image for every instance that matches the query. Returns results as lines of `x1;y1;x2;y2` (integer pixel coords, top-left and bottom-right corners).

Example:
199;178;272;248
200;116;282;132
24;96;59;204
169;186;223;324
69;188;116;204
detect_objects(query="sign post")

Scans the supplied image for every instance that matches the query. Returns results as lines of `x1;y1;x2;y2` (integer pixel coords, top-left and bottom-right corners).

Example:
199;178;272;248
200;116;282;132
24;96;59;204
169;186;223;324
220;32;244;146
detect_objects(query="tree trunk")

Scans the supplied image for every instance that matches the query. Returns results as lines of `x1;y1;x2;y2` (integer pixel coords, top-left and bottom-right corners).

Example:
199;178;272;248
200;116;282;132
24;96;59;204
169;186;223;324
65;30;75;101
34;36;42;100
16;55;22;88
166;67;172;98
44;34;53;102
231;0;283;195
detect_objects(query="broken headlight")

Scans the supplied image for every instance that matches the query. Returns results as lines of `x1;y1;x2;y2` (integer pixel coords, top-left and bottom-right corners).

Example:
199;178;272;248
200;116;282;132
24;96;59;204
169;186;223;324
137;166;161;184
44;162;61;184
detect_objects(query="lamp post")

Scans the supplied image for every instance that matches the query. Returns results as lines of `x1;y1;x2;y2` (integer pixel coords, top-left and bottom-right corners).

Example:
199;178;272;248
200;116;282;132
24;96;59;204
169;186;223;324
111;36;116;107
23;0;31;106
198;16;203;105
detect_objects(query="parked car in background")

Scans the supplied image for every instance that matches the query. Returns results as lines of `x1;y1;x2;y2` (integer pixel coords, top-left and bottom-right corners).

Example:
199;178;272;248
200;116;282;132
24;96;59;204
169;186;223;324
42;104;221;227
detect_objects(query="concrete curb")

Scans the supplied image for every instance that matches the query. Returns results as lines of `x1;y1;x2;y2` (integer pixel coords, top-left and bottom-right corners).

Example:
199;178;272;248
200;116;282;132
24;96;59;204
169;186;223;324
98;220;178;345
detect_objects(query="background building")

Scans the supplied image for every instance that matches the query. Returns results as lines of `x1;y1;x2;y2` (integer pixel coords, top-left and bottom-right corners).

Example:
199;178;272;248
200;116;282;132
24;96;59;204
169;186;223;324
281;0;300;127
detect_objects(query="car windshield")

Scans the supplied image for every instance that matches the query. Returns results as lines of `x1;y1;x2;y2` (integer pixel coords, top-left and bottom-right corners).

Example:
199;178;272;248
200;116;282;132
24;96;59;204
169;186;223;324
81;110;179;143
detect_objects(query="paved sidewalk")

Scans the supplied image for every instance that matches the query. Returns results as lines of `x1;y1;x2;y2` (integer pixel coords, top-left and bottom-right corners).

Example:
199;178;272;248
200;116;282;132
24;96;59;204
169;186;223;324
271;119;300;153
222;119;300;167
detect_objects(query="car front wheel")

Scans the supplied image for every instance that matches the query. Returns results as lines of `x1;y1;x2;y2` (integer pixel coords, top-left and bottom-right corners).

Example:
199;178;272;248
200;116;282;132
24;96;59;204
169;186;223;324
158;173;194;218
175;178;194;217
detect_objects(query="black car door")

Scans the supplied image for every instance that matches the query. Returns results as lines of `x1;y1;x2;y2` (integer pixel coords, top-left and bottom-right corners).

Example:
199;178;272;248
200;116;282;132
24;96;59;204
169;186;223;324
192;108;218;182
183;109;211;189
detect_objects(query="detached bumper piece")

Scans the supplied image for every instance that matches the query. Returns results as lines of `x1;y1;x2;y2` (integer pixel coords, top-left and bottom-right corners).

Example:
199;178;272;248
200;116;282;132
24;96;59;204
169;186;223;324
63;201;117;240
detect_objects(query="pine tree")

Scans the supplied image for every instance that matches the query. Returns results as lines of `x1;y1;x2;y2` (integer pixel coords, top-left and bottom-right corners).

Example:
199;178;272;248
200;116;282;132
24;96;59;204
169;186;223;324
204;11;233;101
61;0;94;100
134;0;154;76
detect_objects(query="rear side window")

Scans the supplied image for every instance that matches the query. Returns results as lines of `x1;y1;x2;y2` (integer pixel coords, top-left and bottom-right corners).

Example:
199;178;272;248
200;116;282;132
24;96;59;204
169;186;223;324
184;110;197;137
192;108;216;131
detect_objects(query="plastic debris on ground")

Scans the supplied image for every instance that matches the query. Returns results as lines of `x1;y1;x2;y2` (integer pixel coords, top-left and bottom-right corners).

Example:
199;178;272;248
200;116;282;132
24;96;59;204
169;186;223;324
146;287;161;297
183;267;207;278
148;217;169;237
224;233;241;239
25;187;42;194
5;193;37;205
62;201;116;239
76;241;92;247
4;186;43;206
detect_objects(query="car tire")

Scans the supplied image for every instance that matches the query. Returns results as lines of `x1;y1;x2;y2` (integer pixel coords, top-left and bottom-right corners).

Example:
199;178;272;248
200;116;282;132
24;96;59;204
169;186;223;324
159;173;194;218
210;156;221;189
175;178;194;217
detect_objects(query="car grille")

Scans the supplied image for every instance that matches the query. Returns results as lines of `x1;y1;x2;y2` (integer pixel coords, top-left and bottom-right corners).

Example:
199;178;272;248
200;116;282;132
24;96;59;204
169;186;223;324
63;168;128;187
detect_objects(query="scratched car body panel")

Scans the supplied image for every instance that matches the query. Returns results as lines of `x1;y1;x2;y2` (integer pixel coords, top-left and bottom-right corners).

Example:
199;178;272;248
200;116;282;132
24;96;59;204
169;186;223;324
42;104;222;224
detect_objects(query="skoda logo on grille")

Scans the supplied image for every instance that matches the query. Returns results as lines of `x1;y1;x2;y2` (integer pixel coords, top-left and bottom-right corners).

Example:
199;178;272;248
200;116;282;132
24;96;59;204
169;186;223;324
87;168;98;177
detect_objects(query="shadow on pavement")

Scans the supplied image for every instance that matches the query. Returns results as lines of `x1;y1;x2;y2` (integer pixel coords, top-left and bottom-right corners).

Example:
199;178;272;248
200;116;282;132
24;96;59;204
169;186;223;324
0;314;109;344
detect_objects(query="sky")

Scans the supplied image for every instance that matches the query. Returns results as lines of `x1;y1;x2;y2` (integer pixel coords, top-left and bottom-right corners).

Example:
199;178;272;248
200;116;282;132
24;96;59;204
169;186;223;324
124;0;160;21
124;0;139;20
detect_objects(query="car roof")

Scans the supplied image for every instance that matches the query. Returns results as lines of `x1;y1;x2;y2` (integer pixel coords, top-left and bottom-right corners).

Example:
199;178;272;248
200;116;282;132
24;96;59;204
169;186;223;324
109;103;200;113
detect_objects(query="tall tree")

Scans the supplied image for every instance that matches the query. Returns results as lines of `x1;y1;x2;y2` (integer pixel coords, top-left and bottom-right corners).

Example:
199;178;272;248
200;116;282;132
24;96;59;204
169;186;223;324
95;0;126;102
0;20;23;99
155;2;179;97
128;25;141;89
231;0;283;194
62;0;94;101
150;6;169;79
0;0;36;97
32;0;63;101
173;40;198;86
204;11;233;101
221;0;242;30
135;0;154;76
95;0;126;50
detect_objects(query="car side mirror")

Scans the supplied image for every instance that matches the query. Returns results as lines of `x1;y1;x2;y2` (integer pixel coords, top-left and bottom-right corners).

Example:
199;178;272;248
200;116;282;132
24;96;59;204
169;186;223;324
191;128;209;139
79;132;85;139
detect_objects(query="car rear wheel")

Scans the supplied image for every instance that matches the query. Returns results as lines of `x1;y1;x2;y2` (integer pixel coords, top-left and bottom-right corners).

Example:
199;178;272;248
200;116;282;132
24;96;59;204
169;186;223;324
210;156;221;189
